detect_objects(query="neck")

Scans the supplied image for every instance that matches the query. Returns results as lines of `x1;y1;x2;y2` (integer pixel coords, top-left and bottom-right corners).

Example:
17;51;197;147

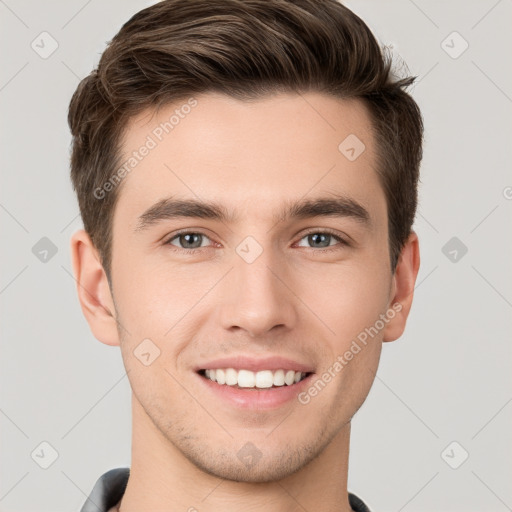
117;394;354;512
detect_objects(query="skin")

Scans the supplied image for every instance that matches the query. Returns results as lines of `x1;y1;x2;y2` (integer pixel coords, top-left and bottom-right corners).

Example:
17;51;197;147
71;91;420;512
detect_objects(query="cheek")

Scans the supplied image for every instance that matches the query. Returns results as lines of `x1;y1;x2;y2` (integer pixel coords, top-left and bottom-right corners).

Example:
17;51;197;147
120;344;204;430
112;252;205;327
114;249;391;341
112;258;222;370
292;258;391;339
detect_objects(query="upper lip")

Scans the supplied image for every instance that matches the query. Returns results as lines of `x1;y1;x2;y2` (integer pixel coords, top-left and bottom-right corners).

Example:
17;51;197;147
195;355;315;373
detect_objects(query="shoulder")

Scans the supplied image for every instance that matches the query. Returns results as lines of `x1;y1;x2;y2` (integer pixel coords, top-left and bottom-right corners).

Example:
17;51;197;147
348;492;372;512
80;468;130;512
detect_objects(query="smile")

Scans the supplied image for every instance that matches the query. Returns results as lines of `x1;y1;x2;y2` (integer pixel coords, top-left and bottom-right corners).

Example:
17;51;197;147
199;368;311;389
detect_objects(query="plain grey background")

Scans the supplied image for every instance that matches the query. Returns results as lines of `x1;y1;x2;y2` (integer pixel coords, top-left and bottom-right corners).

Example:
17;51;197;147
1;0;511;511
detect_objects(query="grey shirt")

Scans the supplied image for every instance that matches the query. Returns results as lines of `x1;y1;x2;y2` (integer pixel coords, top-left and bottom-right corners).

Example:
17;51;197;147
80;468;372;512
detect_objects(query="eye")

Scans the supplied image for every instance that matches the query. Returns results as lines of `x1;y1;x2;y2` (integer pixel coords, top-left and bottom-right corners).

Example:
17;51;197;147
163;229;350;254
165;231;213;252
295;230;349;251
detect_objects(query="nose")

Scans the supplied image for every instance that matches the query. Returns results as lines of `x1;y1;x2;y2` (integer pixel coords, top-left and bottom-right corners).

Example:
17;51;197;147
218;244;297;338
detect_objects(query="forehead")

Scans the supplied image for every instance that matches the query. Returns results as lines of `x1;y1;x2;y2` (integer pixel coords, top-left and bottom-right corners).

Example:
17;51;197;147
114;91;385;229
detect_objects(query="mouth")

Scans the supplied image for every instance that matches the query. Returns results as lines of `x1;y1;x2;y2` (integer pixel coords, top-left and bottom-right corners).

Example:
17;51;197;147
197;368;313;390
194;356;316;409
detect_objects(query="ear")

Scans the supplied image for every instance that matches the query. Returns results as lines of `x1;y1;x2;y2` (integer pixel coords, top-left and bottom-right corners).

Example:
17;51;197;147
70;229;120;346
382;230;420;342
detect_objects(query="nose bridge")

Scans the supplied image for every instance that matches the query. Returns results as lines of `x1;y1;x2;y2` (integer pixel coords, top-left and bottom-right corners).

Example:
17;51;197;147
219;236;296;336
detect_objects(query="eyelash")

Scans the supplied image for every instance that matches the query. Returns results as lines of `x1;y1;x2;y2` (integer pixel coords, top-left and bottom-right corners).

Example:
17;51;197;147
163;229;350;254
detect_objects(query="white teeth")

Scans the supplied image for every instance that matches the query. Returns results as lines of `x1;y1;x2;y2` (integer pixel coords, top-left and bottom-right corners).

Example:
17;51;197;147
216;368;226;385
255;370;274;388
273;369;285;386
238;369;255;388
284;370;295;386
202;368;308;389
225;368;238;385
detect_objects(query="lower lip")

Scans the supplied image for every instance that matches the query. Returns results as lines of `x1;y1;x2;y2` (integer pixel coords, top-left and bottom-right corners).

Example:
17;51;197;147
197;372;314;409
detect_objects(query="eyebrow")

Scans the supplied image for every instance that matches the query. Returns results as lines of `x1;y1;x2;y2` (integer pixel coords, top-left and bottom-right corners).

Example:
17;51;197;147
134;194;371;232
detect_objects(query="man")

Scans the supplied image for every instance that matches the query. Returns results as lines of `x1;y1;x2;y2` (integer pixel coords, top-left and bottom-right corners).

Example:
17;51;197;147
68;0;422;510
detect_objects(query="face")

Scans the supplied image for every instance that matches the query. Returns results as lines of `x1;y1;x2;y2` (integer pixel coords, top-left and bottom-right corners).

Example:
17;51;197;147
86;92;412;482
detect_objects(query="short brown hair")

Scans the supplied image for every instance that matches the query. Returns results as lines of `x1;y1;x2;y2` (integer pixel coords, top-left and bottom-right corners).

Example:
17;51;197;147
68;0;423;282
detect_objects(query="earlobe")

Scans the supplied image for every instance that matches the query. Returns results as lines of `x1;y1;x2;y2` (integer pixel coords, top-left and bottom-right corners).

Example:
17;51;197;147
382;231;420;342
70;229;120;346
